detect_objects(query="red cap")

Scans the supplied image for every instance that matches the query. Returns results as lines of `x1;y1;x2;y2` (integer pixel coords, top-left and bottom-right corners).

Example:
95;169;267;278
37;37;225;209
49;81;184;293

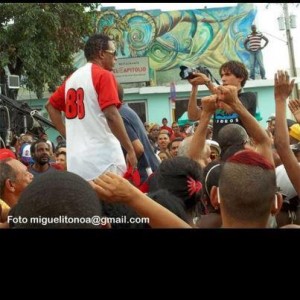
0;148;16;160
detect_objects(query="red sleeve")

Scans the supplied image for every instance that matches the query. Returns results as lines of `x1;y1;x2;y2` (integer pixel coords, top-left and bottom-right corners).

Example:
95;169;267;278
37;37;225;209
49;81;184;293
91;64;121;111
49;81;67;112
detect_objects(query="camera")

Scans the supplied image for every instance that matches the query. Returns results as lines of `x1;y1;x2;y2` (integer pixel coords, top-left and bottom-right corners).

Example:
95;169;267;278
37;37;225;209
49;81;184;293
179;65;210;80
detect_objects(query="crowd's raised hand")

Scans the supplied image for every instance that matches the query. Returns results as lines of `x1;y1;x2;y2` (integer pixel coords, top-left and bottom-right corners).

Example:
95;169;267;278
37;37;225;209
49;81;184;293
288;99;300;124
274;70;294;103
274;70;300;198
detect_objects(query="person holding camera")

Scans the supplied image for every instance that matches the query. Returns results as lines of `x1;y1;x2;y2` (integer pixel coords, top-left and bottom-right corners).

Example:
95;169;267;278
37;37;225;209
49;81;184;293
187;60;257;142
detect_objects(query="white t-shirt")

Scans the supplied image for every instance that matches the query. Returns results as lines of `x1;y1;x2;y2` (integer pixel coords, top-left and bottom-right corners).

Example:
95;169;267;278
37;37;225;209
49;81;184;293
276;163;300;201
49;63;126;181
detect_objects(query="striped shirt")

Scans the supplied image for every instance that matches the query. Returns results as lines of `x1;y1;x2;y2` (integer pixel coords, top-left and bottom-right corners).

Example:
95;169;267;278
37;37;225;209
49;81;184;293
246;32;265;51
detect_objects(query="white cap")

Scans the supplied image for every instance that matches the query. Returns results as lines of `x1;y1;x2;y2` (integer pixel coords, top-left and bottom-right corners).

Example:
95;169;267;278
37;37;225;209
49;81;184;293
206;139;221;155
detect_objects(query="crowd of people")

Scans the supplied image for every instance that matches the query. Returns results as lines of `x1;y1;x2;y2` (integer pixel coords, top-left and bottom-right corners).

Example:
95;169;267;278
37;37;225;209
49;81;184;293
1;32;300;229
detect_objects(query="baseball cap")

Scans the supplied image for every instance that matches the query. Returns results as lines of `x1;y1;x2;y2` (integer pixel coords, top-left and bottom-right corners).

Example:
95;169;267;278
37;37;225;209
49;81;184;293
206;139;221;155
266;115;275;122
289;124;300;141
266;116;296;129
20;144;34;165
0;148;16;160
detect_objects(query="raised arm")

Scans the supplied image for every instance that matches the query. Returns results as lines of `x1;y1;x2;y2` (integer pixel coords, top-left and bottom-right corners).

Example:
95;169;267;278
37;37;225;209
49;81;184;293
187;84;201;121
188;95;216;164
91;172;191;229
187;73;217;121
274;70;300;196
216;85;274;165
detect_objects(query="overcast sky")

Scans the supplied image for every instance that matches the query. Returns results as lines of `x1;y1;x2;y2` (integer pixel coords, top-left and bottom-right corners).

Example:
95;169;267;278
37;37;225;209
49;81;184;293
100;2;300;79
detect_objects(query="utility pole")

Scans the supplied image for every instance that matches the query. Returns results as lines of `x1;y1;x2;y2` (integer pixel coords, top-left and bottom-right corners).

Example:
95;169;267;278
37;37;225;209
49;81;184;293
278;3;299;98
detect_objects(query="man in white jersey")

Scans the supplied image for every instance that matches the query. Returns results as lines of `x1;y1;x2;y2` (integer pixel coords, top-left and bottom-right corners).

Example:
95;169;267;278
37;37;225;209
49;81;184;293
45;34;137;181
244;24;269;80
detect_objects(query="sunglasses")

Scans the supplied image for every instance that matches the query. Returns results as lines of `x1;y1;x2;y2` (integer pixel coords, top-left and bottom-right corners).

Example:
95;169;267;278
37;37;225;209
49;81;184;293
104;49;117;57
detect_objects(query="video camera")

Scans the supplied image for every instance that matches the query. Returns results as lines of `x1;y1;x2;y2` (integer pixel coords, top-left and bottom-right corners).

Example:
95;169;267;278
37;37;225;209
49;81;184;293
179;65;220;85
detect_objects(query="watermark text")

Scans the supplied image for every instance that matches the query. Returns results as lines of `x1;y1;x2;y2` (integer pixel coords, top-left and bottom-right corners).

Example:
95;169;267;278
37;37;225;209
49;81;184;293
7;215;150;227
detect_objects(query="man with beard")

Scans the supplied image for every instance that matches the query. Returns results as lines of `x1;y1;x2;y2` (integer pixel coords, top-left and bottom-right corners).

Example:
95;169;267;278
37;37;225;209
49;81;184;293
28;140;62;176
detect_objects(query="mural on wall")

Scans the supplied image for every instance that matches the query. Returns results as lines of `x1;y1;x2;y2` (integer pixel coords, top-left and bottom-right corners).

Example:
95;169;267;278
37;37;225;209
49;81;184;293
74;3;256;85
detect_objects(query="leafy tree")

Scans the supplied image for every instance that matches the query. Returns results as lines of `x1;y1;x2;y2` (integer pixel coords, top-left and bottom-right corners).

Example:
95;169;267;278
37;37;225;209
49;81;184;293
0;3;100;99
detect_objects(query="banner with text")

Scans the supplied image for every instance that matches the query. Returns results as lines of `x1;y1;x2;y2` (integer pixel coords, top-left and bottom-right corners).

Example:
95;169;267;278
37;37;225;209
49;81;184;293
113;57;150;83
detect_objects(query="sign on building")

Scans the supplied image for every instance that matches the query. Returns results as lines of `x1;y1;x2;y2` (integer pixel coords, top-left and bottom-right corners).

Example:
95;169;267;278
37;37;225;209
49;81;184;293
113;57;150;83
